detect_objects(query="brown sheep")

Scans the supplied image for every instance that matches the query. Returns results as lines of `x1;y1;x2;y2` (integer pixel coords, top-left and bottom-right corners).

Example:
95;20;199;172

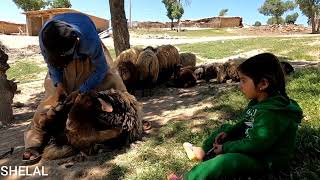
115;47;143;64
136;49;160;96
179;53;196;67
217;59;245;83
280;61;294;75
174;64;197;88
155;45;180;83
42;89;143;160
116;59;139;93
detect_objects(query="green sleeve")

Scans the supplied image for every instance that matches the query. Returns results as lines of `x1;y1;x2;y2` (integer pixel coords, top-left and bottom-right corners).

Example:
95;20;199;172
222;111;289;154
223;118;247;137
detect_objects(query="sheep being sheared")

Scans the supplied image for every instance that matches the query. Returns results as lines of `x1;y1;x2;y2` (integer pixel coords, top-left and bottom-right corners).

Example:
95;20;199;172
136;49;159;96
42;89;143;160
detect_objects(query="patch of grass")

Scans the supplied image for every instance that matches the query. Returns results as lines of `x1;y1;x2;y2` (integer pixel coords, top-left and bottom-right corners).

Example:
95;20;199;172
130;28;234;38
108;68;320;179
177;37;320;62
6;61;47;83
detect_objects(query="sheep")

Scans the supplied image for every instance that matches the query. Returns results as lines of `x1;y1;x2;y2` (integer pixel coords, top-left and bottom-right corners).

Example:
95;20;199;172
216;59;245;83
115;59;139;94
115;47;143;64
136;49;160;96
155;45;180;83
173;64;197;88
42;89;143;160
179;53;196;67
280;61;294;75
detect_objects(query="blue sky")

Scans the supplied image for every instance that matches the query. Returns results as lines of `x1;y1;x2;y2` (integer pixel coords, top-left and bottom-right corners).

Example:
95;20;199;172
0;0;308;26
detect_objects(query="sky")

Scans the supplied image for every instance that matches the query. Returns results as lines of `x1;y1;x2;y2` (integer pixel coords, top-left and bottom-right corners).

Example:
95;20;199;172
0;0;308;26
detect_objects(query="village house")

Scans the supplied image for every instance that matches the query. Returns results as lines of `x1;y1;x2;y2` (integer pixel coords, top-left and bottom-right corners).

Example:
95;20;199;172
23;8;109;36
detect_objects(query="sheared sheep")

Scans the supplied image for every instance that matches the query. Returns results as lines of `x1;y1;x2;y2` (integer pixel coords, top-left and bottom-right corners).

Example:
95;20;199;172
179;53;196;67
136;49;159;96
155;45;180;83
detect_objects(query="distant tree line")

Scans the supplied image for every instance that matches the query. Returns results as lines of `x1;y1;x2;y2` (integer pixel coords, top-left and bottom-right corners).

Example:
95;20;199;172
258;0;320;33
13;0;71;12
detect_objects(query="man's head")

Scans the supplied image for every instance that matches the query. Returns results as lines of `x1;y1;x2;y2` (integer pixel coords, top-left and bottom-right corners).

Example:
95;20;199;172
42;20;78;67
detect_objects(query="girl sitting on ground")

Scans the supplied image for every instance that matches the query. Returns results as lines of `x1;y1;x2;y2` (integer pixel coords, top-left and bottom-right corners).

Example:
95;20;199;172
168;53;303;180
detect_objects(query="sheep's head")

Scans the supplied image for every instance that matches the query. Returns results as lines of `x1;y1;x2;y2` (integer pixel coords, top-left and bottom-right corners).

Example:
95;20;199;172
194;67;204;80
118;60;137;82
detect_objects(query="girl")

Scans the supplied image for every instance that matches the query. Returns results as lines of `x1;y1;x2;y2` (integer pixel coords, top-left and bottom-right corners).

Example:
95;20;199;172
168;53;303;180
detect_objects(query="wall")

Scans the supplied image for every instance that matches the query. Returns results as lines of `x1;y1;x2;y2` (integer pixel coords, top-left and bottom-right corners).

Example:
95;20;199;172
0;21;26;35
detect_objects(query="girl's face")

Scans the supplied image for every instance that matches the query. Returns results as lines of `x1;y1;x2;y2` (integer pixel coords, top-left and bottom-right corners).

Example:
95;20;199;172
238;71;258;100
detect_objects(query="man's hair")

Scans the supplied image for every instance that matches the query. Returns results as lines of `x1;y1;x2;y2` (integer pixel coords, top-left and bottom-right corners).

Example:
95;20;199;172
237;53;288;100
42;20;78;67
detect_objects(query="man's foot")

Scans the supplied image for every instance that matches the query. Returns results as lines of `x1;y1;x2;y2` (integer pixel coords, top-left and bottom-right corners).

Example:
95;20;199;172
183;142;197;161
22;148;42;165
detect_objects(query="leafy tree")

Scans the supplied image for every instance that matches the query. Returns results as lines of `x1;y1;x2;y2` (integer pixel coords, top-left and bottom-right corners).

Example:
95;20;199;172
219;9;229;16
254;21;262;26
13;0;47;11
47;0;71;9
162;0;175;30
171;2;184;31
259;0;296;24
285;12;299;24
162;0;186;32
295;0;320;33
267;16;285;24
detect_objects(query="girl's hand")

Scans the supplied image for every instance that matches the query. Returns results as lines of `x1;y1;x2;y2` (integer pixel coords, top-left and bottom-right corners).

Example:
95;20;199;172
213;144;223;155
214;132;228;144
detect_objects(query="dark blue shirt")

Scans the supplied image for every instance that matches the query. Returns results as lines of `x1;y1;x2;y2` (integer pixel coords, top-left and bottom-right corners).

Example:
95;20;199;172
39;13;108;93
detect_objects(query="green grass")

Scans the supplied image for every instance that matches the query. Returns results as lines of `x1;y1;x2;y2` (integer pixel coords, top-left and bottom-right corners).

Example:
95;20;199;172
6;61;47;83
107;67;320;179
130;28;234;38
177;37;320;63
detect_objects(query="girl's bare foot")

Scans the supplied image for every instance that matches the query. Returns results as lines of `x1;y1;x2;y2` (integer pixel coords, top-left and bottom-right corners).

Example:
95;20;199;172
183;142;205;161
167;173;182;180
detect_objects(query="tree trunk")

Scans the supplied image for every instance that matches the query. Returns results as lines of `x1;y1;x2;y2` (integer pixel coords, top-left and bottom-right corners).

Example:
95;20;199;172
317;18;320;33
171;19;174;30
311;15;316;34
0;78;14;125
109;0;130;56
177;19;181;32
0;44;16;125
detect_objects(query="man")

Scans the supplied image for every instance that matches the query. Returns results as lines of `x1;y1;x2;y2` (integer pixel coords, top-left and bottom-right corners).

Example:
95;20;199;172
23;13;126;163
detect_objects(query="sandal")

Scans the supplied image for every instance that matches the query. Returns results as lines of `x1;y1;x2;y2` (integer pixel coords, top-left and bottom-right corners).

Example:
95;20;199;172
22;148;42;165
183;142;197;161
143;120;152;131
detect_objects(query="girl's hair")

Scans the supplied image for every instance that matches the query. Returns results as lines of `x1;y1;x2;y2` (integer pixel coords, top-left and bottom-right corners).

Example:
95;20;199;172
237;53;289;100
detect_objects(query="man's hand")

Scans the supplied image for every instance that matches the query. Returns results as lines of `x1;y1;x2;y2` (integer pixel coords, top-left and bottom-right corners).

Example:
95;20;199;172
56;83;67;101
213;144;223;155
65;90;80;106
214;132;228;145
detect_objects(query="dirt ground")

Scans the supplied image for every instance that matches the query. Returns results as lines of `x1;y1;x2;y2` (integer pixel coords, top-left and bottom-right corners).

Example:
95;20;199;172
0;34;320;179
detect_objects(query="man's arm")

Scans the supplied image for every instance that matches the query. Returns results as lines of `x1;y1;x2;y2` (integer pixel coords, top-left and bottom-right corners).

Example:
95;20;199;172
47;63;63;87
79;41;108;93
